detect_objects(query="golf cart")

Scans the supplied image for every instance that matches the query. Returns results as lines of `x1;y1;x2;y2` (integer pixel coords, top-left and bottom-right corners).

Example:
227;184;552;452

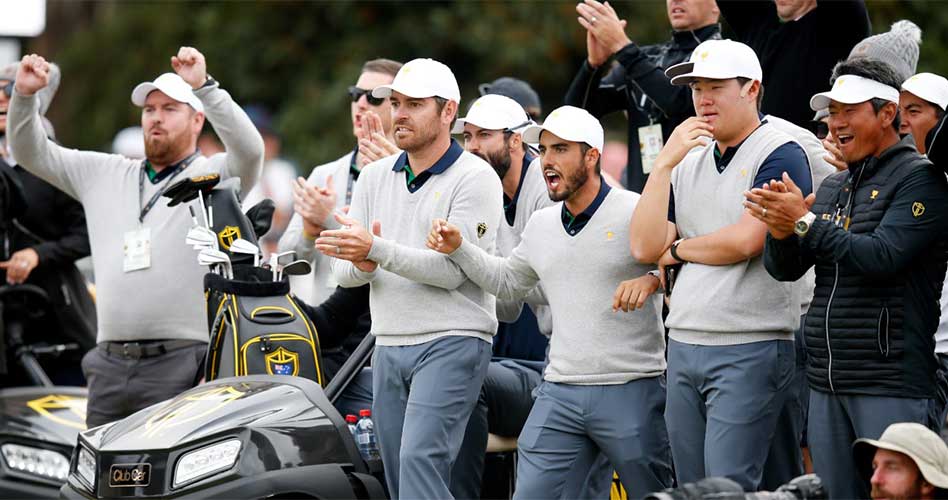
59;176;387;499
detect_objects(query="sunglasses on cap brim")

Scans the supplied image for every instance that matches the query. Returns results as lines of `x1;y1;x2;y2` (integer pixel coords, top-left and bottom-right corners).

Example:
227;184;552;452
348;86;385;106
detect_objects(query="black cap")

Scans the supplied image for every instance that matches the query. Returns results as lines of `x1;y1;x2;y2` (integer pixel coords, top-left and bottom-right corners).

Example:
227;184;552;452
479;77;541;116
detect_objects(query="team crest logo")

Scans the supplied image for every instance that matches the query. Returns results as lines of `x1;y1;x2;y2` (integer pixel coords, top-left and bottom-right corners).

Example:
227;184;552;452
266;347;299;376
913;202;925;217
218;226;241;250
143;386;246;438
27;395;87;431
606;231;614;241
476;223;488;239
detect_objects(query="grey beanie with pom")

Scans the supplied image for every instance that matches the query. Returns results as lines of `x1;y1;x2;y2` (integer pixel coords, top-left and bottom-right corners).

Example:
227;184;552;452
849;20;922;83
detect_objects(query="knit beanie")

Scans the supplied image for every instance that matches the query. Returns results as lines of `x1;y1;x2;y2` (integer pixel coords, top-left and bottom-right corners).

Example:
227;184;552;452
849;20;922;83
0;61;61;116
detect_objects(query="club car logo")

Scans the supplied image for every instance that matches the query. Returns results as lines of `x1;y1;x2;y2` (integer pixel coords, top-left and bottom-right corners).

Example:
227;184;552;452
218;226;242;251
265;347;299;376
109;463;150;488
27;394;87;431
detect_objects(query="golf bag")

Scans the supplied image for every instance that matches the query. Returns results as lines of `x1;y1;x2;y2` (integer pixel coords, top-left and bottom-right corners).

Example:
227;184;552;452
204;268;325;385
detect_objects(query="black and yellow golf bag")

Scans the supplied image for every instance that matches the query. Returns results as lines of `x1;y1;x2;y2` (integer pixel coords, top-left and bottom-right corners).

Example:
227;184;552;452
204;269;325;385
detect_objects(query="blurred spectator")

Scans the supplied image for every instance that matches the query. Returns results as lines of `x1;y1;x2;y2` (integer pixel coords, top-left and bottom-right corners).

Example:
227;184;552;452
900;72;948;155
853;423;948;500
197;130;224;156
240;104;297;255
278;58;401;305
849;20;921;83
565;0;721;192
600;140;628;185
479;77;542;121
0;61;96;385
111;126;145;159
718;0;870;127
756;58;948;499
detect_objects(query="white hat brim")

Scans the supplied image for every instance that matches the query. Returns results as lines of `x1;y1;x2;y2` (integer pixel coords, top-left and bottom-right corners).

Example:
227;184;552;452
130;81;204;113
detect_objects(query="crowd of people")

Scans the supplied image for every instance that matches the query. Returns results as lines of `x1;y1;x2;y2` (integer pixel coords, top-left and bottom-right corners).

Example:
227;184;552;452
3;0;948;499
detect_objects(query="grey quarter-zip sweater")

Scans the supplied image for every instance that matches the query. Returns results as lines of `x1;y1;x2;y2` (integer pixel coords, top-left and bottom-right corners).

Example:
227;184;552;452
8;84;263;344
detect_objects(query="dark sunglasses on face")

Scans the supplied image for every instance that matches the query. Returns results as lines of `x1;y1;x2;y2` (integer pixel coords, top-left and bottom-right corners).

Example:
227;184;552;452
808;120;829;140
1;80;13;99
348;86;385;106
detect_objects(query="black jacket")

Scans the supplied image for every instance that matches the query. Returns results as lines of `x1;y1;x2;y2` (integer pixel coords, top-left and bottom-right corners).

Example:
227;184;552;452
564;24;720;192
719;0;870;127
764;137;948;398
0;160;96;351
297;284;370;381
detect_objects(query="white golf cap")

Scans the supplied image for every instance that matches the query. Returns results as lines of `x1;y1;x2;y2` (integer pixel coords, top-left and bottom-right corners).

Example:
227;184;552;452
371;58;461;104
131;73;204;113
451;94;532;134
521;106;604;152
809;74;900;111
665;39;763;86
902;72;948;111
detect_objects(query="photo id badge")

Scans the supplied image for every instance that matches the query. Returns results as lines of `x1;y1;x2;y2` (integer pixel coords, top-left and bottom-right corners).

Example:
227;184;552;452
639;123;664;175
123;228;151;272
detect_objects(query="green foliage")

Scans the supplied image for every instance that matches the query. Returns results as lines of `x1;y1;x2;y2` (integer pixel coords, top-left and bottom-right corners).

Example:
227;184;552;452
33;1;948;174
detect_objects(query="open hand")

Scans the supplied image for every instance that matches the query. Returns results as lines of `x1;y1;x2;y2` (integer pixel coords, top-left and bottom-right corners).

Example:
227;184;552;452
293;175;337;237
426;218;462;254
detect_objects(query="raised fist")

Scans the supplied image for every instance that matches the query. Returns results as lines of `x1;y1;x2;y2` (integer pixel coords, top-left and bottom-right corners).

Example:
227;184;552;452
170;46;208;90
14;54;50;96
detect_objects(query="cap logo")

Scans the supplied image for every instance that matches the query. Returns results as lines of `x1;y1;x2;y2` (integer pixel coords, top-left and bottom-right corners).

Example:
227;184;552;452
699;50;710;61
836;77;845;88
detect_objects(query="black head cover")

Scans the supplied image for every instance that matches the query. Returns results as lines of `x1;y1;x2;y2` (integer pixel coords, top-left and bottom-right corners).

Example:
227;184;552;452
245;198;275;240
163;173;221;207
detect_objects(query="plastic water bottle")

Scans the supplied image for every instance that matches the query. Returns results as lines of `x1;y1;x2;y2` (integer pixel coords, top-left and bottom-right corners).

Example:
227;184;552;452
355;409;381;461
345;414;358;438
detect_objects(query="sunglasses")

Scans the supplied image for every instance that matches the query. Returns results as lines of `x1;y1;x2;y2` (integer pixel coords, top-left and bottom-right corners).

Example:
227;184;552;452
348;86;385;106
1;81;13;99
809;120;829;140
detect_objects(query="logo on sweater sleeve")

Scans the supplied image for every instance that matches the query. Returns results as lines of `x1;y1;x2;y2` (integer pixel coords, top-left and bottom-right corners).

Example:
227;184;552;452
477;222;488;238
912;202;925;217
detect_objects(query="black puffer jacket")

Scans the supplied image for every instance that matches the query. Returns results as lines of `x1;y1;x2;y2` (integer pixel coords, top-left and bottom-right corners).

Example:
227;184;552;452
765;137;948;398
564;24;720;192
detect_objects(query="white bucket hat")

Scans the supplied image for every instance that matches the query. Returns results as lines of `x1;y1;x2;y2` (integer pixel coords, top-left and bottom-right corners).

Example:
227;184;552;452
854;422;948;489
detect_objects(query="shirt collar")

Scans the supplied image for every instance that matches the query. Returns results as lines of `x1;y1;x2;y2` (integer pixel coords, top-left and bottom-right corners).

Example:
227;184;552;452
564;177;612;220
392;139;464;175
671;23;721;48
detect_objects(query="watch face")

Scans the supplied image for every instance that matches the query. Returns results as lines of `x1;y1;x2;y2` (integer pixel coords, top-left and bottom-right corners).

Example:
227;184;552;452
795;220;808;233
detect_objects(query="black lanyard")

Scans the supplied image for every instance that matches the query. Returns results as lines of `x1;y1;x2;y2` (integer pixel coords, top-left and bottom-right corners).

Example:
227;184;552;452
138;151;201;223
347;148;360;205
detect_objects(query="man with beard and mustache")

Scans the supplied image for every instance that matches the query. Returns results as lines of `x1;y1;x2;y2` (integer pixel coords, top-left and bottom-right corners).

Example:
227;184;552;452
427;105;673;499
449;95;611;499
7;48;263;427
629;39;812;490
279;58;402;306
854;423;948;500
314;58;502;500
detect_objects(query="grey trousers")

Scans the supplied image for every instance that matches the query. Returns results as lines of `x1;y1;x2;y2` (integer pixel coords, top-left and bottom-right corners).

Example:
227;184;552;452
808;389;933;500
81;342;206;428
450;359;612;500
513;377;673;500
372;336;491;500
761;317;807;490
665;339;794;491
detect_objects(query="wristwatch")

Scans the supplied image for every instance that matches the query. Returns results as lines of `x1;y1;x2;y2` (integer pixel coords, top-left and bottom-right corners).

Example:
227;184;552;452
670;238;686;263
198;75;218;90
794;212;817;238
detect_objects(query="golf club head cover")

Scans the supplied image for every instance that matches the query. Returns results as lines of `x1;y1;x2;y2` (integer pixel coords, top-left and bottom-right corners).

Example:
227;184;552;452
163;173;221;207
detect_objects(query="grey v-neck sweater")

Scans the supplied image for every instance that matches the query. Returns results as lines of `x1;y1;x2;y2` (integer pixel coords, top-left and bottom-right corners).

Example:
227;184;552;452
450;188;666;385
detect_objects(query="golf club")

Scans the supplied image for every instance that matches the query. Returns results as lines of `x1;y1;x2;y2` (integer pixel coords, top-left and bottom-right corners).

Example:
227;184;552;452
230;238;261;267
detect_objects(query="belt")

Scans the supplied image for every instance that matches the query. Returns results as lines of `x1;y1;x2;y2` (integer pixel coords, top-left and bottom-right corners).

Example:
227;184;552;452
101;340;203;360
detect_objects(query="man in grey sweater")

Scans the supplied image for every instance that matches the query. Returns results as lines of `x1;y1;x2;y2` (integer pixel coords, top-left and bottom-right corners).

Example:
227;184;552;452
428;105;672;500
629;39;812;490
8;49;263;427
314;58;502;499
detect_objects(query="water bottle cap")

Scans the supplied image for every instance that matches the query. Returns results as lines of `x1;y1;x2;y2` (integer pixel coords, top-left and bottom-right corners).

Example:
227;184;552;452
359;409;371;417
346;414;357;423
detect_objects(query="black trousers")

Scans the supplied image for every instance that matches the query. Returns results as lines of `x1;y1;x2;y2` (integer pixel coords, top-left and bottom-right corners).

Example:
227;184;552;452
81;342;206;428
